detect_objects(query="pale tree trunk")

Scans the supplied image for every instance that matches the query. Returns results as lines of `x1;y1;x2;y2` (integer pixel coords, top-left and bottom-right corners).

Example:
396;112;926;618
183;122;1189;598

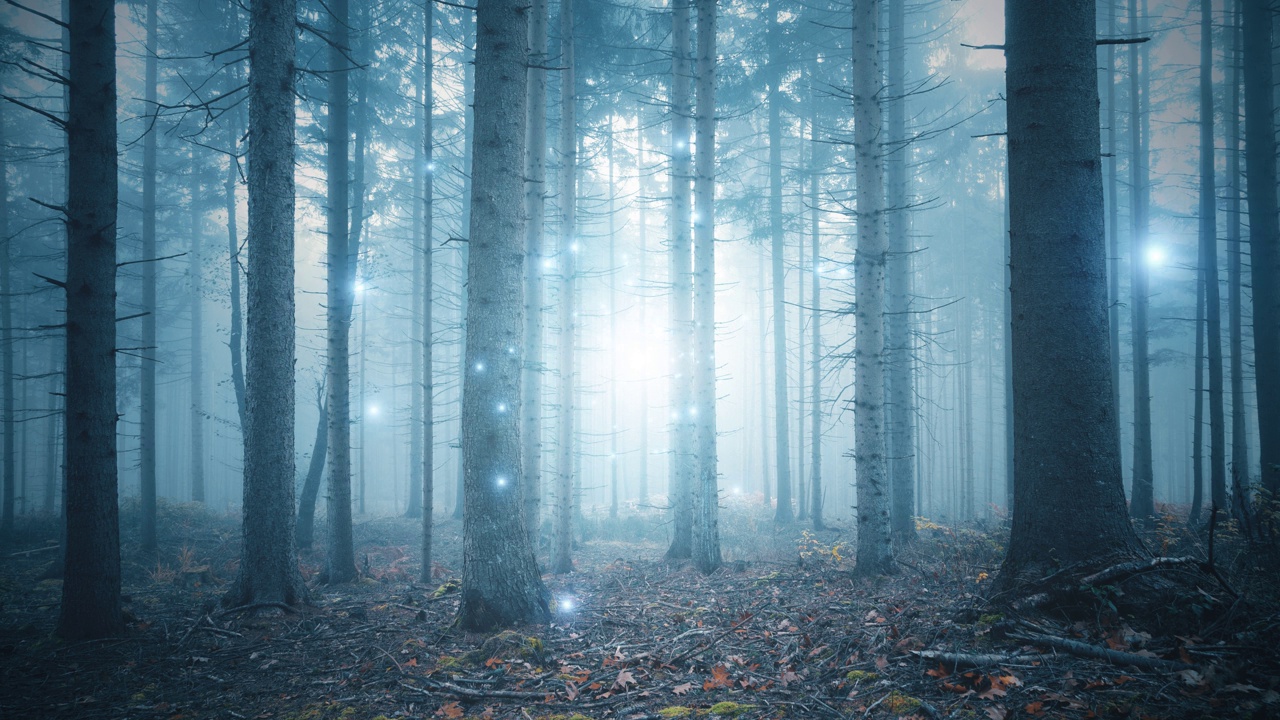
140;0;159;554
226;147;247;435
1199;0;1227;517
852;0;891;576
1226;0;1251;525
223;0;308;609
521;0;549;546
608;123;619;519
59;0;123;638
691;0;722;574
809;102;824;530
886;0;914;540
190;164;206;504
796;246;807;523
998;0;1143;587
324;0;357;584
457;0;549;630
1128;0;1155;523
757;248;771;505
768;0;792;524
1192;275;1205;520
421;0;436;581
552;0;577;575
1242;0;1280;500
960;293;974;520
453;9;475;521
666;0;694;560
1002;169;1013;511
636;120;650;506
351;12;369;517
409;55;425;520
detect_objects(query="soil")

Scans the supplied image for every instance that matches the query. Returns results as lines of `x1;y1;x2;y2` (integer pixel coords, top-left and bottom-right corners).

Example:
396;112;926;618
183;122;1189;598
2;500;1278;720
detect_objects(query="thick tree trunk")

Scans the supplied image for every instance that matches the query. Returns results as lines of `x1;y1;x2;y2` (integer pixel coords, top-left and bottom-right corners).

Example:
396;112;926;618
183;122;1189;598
521;0;548;547
351;14;369;518
223;0;307;609
690;0;722;574
852;0;892;576
1128;0;1155;524
1199;0;1227;516
1242;0;1280;500
768;0;792;525
666;0;694;561
140;0;159;554
190;164;206;504
1106;0;1122;463
58;0;123;638
457;0;549;630
998;0;1144;587
552;0;577;576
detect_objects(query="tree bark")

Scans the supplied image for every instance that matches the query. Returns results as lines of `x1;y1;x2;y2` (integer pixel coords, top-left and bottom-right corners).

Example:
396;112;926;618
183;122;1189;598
457;0;550;630
140;0;159;554
296;387;327;550
1226;0;1251;524
58;0;123;638
223;0;308;609
998;0;1144;587
1127;0;1155;524
809;100;824;530
552;0;577;576
453;9;476;521
767;0;792;525
1199;0;1227;516
852;0;892;576
421;0;436;581
190;160;206;504
0;108;12;538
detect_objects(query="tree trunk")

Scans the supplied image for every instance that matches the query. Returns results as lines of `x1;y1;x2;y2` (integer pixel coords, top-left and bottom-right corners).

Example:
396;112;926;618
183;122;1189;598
190;160;206;505
421;0;436;581
1106;0;1122;463
552;0;577;576
1128;0;1155;524
666;0;694;561
140;0;159;554
1199;0;1227;516
1242;0;1280;500
608;123;619;520
521;0;548;547
691;0;722;574
409;47;425;521
58;0;123;638
226;147;247;435
1226;0;1251;524
998;0;1144;587
223;0;308;609
768;0;792;525
453;9;476;521
351;13;369;518
1191;273;1205;521
296;387;328;550
457;0;550;630
637;120;650;506
852;0;892;576
0;108;12;538
809;102;824;530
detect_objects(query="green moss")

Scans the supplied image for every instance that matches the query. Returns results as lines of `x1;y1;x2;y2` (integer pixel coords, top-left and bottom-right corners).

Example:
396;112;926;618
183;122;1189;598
845;670;878;682
437;655;464;669
659;708;693;718
882;691;921;715
706;702;755;717
977;613;1003;626
433;578;461;597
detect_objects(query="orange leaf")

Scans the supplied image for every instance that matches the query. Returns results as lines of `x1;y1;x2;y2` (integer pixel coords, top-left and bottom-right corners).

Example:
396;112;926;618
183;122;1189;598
1024;702;1044;715
438;702;464;719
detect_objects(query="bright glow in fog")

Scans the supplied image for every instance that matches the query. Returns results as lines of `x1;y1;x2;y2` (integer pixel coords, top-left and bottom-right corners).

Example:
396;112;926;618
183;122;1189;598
1145;245;1167;266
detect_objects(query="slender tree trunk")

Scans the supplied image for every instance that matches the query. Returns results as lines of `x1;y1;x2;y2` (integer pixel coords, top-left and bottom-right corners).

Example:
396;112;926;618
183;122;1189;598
852;0;892;576
223;0;308;609
226;149;247;435
296;387;327;550
690;0;722;574
768;0;792;524
637;120;650;506
608;123;619;520
58;0;122;638
421;0;436;581
190;164;206;504
1192;275;1205;521
1128;0;1155;523
350;12;369;517
1242;0;1280;500
1002;170;1013;511
998;0;1144;587
457;0;549;630
521;0;549;547
453;9;476;521
552;0;577;575
1106;0;1121;459
1226;0;1251;524
809;105;824;530
0;109;12;538
1200;0;1228;516
666;0;694;560
757;248;771;505
409;50;425;521
796;235;807;523
886;0;913;540
140;0;159;554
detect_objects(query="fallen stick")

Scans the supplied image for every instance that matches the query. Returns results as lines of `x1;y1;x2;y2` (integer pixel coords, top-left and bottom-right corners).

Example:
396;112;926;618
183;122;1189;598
1010;633;1194;672
914;649;1048;669
8;544;59;557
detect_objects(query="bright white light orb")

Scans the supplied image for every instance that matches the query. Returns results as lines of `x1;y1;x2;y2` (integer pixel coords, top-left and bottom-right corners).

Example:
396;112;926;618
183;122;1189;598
559;597;575;612
474;361;486;373
496;402;508;413
1145;245;1167;266
367;405;380;417
496;475;508;488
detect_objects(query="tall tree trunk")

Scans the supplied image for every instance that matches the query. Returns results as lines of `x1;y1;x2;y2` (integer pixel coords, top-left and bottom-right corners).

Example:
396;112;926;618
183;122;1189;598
223;0;307;609
1192;273;1205;520
1242;0;1280;500
852;0;891;576
0;108;12;538
140;0;159;554
453;8;476;521
998;0;1144;587
421;0;436;581
552;0;577;576
608;123;619;520
1200;0;1227;516
1226;0;1251;524
409;46;425;521
227;148;247;435
296;386;327;549
521;0;549;546
457;0;549;630
809;104;824;530
691;0;722;574
768;0;792;524
1128;0;1155;524
1002;169;1014;511
351;12;369;517
637;120;650;506
190;163;206;504
324;0;357;584
666;0;694;560
1106;0;1122;460
885;0;914;540
58;0;123;638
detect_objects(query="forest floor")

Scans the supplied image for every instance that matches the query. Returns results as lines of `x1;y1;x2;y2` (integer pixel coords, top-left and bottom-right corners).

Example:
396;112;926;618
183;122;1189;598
2;500;1279;720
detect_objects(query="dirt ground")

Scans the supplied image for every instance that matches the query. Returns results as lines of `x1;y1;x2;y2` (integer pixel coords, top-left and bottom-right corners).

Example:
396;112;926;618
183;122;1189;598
1;500;1278;720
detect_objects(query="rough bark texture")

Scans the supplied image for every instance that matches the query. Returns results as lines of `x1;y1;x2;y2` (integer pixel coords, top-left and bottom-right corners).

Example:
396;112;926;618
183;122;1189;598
1105;0;1122;466
58;0;123;639
457;0;550;631
690;0;722;575
767;0;792;525
521;0;548;548
1226;0;1251;523
1199;0;1227;515
223;0;307;609
665;0;694;561
809;111;824;530
140;0;159;555
852;0;892;577
998;0;1144;586
226;147;247;435
552;0;577;577
453;11;476;522
1192;275;1205;521
324;0;357;585
1242;0;1280;499
1127;0;1155;524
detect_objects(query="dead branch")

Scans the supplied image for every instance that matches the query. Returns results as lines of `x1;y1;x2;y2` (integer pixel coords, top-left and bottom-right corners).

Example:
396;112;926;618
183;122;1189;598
1009;632;1194;672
